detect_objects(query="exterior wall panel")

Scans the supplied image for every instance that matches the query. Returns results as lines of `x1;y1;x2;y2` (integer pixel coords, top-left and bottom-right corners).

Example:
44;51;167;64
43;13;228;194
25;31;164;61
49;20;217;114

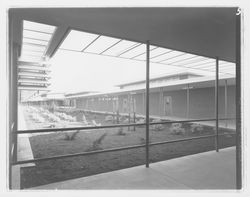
72;84;235;121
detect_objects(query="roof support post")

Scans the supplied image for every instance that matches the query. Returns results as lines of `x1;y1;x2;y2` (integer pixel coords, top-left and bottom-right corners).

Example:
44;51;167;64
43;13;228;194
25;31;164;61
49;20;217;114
225;79;228;128
236;8;242;190
215;57;219;152
8;15;21;189
186;84;190;119
145;41;150;168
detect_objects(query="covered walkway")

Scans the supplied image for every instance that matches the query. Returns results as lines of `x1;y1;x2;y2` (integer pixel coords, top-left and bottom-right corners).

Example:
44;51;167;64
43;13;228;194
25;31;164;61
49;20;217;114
31;147;236;190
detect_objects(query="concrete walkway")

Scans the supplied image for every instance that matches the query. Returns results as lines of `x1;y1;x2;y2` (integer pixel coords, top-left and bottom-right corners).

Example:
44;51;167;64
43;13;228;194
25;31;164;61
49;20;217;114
17;105;35;163
30;147;236;190
12;106;35;189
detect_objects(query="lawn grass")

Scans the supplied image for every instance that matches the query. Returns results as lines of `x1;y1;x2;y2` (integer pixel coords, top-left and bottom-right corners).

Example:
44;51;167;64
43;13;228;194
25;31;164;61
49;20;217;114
20;108;236;189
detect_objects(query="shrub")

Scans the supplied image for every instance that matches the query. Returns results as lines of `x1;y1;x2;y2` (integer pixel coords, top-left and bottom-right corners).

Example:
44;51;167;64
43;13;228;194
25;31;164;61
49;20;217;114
190;124;203;134
82;114;88;124
140;137;151;144
117;127;126;136
63;130;80;140
137;118;145;128
105;115;113;122
151;119;164;131
170;123;185;135
123;118;130;123
87;133;107;151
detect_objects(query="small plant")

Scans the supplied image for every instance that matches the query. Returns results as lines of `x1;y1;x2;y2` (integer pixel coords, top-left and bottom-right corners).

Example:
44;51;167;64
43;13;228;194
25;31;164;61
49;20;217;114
82;114;88;124
105;115;113;122
117;127;126;136
63;130;80;140
151;119;164;131
87;133;107;151
170;123;185;135
48;124;56;128
140;137;151;144
190;124;203;134
137;118;145;128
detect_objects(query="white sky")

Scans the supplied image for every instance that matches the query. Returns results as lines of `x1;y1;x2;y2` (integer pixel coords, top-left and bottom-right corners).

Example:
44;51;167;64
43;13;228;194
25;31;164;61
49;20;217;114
49;49;214;94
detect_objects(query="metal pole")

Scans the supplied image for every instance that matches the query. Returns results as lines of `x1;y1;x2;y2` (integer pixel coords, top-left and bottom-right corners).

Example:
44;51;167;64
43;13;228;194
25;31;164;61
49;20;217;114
236;8;242;190
159;88;161;116
225;80;228;128
146;41;150;167
187;84;190;119
8;13;13;189
215;57;219;152
128;94;130;131
133;112;136;131
10;43;19;165
132;97;136;131
142;92;145;115
9;16;20;188
159;87;163;117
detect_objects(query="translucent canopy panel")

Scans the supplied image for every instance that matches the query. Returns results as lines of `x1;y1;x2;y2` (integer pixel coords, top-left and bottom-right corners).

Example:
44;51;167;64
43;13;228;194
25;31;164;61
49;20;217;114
23;20;56;34
149;47;173;62
192;62;216;69
180;58;215;68
171;56;207;66
57;29;235;76
19;55;44;62
119;44;146;59
60;30;99;51
23;37;49;46
162;53;197;65
23;30;52;41
22;43;47;52
158;51;186;64
133;46;158;61
98;40;139;56
20;20;57;63
84;35;121;54
22;51;45;58
219;61;235;67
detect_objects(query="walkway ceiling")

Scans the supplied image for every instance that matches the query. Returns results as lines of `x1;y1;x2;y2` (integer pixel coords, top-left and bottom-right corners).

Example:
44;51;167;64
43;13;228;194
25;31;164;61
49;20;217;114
10;7;237;62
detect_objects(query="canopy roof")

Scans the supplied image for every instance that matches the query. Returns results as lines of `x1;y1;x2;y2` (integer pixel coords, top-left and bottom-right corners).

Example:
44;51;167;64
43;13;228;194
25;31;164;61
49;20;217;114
11;7;236;62
65;75;235;99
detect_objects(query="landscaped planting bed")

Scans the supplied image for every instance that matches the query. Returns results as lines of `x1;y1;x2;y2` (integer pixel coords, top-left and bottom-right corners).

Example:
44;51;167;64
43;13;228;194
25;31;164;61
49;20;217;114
20;106;236;189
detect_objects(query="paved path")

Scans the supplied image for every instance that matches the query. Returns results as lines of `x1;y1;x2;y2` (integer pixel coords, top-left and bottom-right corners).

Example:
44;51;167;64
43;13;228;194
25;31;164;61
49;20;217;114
12;106;35;189
30;147;236;190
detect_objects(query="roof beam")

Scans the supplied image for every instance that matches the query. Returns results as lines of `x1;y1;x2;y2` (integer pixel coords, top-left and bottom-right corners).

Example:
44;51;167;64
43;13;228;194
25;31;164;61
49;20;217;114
44;25;70;58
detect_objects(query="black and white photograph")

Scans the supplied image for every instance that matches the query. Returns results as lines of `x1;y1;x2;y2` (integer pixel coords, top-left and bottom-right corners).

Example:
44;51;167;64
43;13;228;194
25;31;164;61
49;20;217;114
0;0;249;195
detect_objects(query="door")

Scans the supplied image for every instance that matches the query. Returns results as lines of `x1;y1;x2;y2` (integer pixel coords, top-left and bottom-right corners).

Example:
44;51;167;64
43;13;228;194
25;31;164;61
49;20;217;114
164;96;172;116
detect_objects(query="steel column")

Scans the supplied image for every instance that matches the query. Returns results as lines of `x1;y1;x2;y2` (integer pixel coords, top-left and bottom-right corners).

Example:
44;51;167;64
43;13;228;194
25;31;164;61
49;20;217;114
187;84;190;119
225;80;228;128
8;13;13;189
146;41;150;167
12;45;19;163
142;91;145;115
9;16;21;189
236;8;242;190
215;57;219;152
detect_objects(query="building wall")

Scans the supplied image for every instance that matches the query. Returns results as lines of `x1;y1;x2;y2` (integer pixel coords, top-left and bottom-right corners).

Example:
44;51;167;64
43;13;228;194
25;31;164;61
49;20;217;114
163;89;187;118
133;93;144;115
226;85;236;118
149;92;162;116
73;85;235;120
